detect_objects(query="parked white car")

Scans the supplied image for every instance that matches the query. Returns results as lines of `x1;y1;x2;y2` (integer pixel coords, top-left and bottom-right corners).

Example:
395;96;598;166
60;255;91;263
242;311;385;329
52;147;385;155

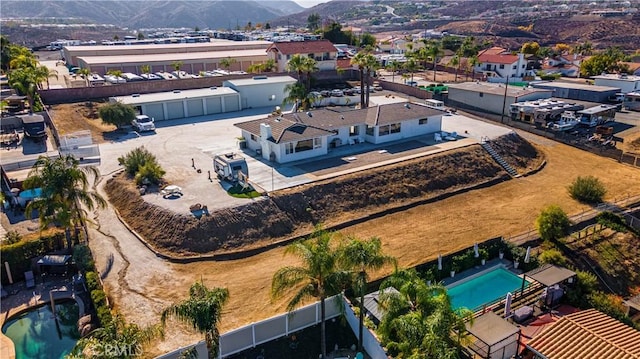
132;115;156;132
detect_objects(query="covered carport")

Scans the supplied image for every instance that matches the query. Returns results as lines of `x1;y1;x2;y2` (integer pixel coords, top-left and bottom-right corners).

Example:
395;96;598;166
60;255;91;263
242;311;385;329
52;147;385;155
111;87;241;121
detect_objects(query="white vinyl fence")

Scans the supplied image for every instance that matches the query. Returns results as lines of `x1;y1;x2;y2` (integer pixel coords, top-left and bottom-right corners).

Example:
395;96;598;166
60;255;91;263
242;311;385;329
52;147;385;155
342;298;388;359
219;295;342;358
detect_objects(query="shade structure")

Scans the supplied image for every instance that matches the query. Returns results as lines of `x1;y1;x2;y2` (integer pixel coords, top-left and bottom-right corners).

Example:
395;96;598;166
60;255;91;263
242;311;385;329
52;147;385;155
438;254;443;270
505;292;513;318
524;246;531;263
474;243;479;258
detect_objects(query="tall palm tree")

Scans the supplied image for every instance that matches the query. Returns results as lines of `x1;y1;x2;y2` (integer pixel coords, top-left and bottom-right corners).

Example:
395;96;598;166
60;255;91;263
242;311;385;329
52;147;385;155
404;58;418;84
340;237;396;353
33;65;58;90
8;68;38;112
449;55;460;82
287;54;307;85
302;56;319;91
468;55;479;81
162;282;229;359
351;52;368;108
76;68;91;87
140;64;151;75
263;59;276;73
351;52;378;108
106;69;123;78
377;269;473;359
282;82;310;112
426;40;444;82
171;60;183;73
271;229;351;359
387;60;401;84
24;155;106;248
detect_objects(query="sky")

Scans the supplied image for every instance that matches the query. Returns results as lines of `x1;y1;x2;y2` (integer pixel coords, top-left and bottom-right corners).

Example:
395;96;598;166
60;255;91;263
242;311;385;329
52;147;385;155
292;0;332;8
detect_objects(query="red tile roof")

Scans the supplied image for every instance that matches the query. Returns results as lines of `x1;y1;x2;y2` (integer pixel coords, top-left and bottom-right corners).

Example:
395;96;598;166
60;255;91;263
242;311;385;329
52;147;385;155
526;309;640;359
267;40;337;55
479;46;508;56
478;53;519;65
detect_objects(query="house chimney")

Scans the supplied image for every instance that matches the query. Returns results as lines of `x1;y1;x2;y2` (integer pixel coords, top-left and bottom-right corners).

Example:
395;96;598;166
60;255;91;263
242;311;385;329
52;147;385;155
260;123;272;139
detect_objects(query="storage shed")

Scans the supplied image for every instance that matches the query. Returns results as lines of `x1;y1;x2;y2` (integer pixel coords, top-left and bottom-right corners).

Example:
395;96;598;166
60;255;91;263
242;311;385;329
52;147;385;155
111;87;241;121
223;76;297;110
531;81;620;103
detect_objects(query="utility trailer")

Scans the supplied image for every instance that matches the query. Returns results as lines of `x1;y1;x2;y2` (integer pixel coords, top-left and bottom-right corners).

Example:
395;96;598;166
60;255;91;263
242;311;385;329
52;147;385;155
213;153;248;183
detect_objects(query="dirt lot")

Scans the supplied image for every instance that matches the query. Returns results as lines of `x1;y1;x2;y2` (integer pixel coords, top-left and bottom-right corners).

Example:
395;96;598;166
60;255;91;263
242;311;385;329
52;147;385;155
50;102;116;144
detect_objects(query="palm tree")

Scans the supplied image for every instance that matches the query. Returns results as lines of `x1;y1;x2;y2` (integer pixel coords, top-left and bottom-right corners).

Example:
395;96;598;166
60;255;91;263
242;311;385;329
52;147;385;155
219;57;236;72
8;68;38;112
171;61;183;73
287;54;307;85
351;52;368;108
387;60;401;83
404;58;418;84
162;282;229;358
263;59;276;73
340;236;396;353
33;65;58;90
140;64;151;75
377;269;473;359
106;69;123;78
426;40;444;82
449;55;460;82
301;56;319;92
351;52;378;108
24;155;106;248
468;55;479;81
283;82;310;112
69;314;162;358
271;229;351;359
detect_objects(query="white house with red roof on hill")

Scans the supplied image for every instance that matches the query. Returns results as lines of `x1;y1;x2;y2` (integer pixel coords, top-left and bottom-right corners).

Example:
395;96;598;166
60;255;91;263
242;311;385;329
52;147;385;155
475;47;531;81
267;40;338;73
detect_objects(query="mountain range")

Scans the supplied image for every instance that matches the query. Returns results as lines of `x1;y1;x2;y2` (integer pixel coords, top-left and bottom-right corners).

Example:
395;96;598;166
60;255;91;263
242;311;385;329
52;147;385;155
0;1;305;29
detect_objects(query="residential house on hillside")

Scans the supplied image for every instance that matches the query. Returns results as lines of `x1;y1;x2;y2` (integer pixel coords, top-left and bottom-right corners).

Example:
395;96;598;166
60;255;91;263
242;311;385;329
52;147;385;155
620;62;640;76
235;102;444;163
540;54;585;78
475;47;531;81
267;40;338;73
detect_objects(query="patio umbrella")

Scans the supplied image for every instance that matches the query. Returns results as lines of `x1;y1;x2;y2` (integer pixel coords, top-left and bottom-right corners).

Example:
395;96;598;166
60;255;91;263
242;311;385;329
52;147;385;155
437;254;442;270
474;243;479;258
524;246;531;263
504;292;513;318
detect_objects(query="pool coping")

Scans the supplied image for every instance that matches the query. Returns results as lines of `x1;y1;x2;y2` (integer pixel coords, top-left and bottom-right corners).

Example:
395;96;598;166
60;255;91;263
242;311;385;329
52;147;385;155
1;288;83;359
441;258;515;287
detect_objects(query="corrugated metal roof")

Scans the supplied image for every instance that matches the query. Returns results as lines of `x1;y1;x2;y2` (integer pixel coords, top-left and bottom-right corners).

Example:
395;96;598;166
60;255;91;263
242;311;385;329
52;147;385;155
267;40;337;55
78;49;268;65
112;87;238;105
224;76;296;87
527;309;640;359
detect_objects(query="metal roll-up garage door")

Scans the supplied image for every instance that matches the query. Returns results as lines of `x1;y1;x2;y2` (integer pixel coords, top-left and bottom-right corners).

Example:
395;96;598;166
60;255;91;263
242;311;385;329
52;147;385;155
187;99;204;117
206;97;222;114
166;101;185;119
144;103;165;121
224;96;240;113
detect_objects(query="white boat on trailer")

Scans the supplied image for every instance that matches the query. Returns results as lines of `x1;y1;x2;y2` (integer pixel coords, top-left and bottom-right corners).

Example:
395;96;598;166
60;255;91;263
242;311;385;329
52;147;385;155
549;111;580;131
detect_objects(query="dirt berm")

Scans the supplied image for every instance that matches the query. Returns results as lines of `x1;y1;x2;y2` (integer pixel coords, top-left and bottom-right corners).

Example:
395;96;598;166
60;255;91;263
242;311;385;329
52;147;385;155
105;133;542;257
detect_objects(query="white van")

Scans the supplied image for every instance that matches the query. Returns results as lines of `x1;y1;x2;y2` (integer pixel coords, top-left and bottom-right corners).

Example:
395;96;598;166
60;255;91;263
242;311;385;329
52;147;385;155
425;99;445;110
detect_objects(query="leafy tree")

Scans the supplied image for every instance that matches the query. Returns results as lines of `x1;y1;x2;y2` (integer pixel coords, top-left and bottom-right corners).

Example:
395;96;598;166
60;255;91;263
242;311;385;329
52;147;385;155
378;269;473;358
580;47;628;77
323;22;355;45
554;43;571;54
117;146;165;185
265;23;271;30
8;68;38;112
536;205;571;242
521;41;541;55
69;314;163;359
0;35;11;71
567;175;607;204
99;101;136;128
162;282;229;358
171;60;183;72
137;32;145;40
219;57;236;71
24;155;106;249
358;33;377;48
538;248;568;267
113;35;119;41
572;41;593;56
340;236;396;353
271;228;351;359
307;13;321;31
442;35;463;52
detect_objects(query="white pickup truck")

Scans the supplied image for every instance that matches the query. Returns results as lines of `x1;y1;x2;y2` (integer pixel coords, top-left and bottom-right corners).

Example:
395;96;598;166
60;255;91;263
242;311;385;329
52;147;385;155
132;115;156;132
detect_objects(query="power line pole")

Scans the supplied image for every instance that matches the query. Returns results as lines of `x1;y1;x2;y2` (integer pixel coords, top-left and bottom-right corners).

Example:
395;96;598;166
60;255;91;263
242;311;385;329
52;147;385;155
501;75;509;124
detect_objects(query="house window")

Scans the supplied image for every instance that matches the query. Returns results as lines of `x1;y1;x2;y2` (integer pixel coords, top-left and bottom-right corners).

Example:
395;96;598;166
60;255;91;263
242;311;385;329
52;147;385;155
366;125;375;136
250;134;257;141
349;126;359;136
287;54;291;60
390;123;401;134
285;142;294;154
324;52;330;60
314;137;321;149
419;118;429;125
499;64;505;69
308;53;314;58
378;125;390;136
512;65;517;70
278;54;282;60
522;65;525;68
295;139;314;152
479;92;484;97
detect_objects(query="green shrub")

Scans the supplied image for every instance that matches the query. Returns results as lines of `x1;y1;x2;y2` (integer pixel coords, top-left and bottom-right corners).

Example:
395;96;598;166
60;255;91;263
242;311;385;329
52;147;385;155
4;230;22;244
568;176;607;204
73;245;94;273
118;146;165;185
539;248;568;267
96;305;113;327
596;212;628;233
566;270;598;308
85;271;99;291
99;101;136;128
91;289;107;306
536;205;571;241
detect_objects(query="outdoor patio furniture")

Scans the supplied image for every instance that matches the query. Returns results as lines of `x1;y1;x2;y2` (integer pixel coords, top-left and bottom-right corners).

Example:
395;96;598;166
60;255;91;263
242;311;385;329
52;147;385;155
24;271;35;288
514;305;534;323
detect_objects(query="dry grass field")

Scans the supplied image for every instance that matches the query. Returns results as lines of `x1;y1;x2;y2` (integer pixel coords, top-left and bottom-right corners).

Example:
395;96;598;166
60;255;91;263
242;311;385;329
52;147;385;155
50;102;115;144
138;133;640;346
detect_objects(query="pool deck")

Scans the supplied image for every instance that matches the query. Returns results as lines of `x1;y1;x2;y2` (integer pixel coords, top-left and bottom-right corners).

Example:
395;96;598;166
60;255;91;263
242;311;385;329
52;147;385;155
1;277;76;359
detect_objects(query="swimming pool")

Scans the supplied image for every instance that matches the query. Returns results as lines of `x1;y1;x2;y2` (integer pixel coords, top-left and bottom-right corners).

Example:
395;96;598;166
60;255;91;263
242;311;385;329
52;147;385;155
2;300;80;359
19;188;43;200
447;266;527;311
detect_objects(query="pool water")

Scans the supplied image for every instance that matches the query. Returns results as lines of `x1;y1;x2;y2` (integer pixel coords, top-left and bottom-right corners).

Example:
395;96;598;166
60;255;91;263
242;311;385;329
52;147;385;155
2;300;80;359
447;267;527;311
19;188;43;200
